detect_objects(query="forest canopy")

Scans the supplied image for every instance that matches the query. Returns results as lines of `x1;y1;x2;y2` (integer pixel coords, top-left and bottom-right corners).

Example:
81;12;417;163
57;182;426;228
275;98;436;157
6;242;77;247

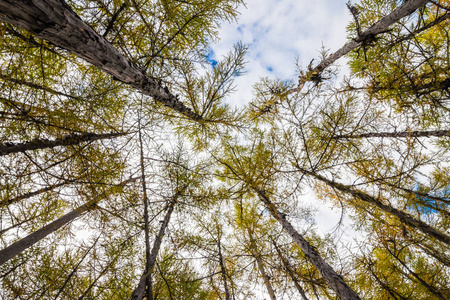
0;0;449;299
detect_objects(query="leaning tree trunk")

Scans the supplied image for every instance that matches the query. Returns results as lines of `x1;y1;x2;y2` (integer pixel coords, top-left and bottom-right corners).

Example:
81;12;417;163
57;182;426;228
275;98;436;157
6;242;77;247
332;129;450;140
290;0;430;93
0;0;201;120
255;190;362;300
1;181;67;207
272;239;309;300
247;228;277;300
0;201;95;266
131;197;177;300
0;132;126;156
217;238;231;300
0;177;137;266
298;168;450;246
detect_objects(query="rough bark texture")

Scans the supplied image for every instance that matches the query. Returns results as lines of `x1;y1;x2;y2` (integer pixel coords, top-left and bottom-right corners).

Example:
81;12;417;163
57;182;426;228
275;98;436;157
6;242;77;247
131;198;176;300
300;169;450;246
0;0;201;120
290;0;430;93
0;132;126;156
272;240;309;300
0;177;137;266
256;191;362;300
332;129;450;140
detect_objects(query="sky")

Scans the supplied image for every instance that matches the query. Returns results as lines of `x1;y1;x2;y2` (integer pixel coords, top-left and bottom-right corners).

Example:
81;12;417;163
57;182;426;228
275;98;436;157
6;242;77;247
208;0;353;107
207;0;356;239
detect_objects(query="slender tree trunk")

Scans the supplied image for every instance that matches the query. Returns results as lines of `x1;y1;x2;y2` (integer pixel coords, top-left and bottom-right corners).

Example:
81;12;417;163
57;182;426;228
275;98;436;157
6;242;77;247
0;177;137;266
217;239;231;300
1;181;68;207
247;228;276;300
0;0;200;120
332;129;450;140
131;197;177;300
298;168;450;246
0;202;95;266
289;0;430;93
255;190;362;300
0;132;126;156
272;240;309;300
389;184;450;206
254;253;277;300
387;248;446;300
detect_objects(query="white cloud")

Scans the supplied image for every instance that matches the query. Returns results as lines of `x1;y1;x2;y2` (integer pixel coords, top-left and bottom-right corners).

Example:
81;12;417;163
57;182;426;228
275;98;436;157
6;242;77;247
211;0;353;106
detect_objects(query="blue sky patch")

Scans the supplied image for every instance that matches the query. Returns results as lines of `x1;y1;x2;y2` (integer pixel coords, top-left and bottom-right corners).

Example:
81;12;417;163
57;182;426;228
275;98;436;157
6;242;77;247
205;50;218;68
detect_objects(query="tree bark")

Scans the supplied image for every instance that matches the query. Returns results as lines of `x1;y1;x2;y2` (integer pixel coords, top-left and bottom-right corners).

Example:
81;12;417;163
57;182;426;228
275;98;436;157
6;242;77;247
289;0;430;93
217;239;231;300
0;177;137;266
256;190;361;300
0;132;126;156
247;228;277;300
332;129;450;140
0;0;201;120
0;201;95;266
272;240;309;300
299;168;450;246
131;197;177;300
1;181;67;207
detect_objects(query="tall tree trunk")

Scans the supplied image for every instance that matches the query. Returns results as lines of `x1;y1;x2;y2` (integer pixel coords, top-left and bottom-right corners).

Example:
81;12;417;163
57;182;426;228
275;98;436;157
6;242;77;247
255;190;361;300
1;181;67;207
131;197;177;300
288;0;430;94
0;177;137;266
0;132;126;156
0;0;201;120
217;239;231;300
298;168;450;246
0;202;95;266
272;240;309;300
247;228;277;300
332;129;450;140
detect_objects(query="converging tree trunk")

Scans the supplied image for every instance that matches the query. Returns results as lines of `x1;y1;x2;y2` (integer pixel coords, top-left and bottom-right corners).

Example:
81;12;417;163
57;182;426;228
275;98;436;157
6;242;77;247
298;168;450;246
332;129;450;140
0;177;137;266
131;197;177;300
247;228;277;300
255;190;362;300
217;239;231;300
0;132;126;156
0;0;201;120
272;239;309;300
290;0;430;93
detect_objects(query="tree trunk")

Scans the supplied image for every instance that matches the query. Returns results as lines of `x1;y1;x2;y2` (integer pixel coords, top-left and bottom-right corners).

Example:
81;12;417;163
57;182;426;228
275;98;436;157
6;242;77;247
332;129;450;140
272;240;309;300
0;177;137;266
247;228;277;300
0;201;95;266
289;0;430;93
299;168;450;246
131;197;177;300
1;181;67;207
0;0;201;120
218;239;231;300
256;191;362;300
0;132;126;156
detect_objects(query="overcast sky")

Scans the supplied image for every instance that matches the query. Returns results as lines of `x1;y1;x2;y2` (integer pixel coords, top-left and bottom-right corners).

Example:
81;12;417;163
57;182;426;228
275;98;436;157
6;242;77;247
209;0;353;107
208;1;356;239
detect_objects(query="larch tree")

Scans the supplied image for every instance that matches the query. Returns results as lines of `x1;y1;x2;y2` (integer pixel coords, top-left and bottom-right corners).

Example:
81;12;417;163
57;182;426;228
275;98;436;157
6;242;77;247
1;0;449;299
